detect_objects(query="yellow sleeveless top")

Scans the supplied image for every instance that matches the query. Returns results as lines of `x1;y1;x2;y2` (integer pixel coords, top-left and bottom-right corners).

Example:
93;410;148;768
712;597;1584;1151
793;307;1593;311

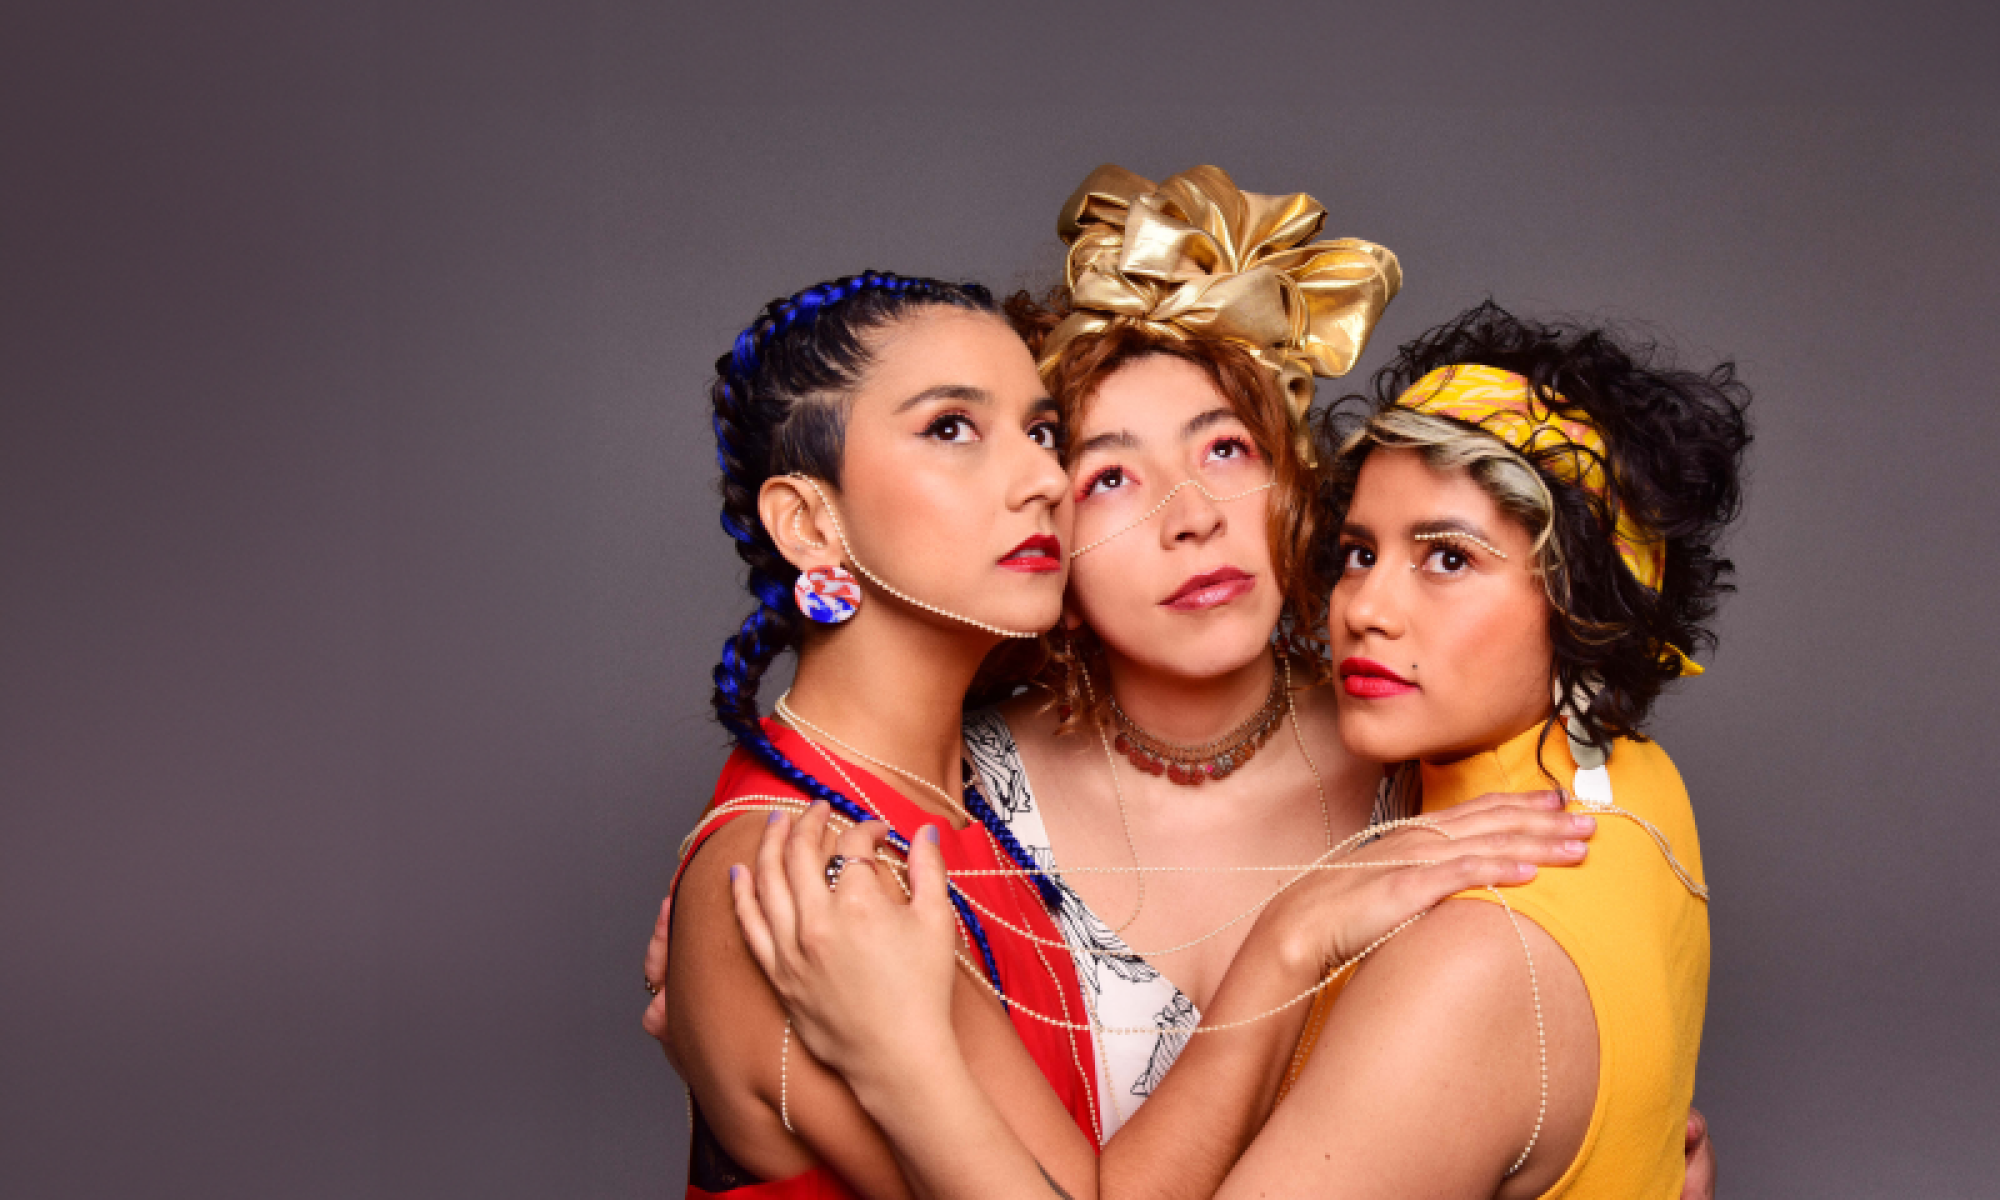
1281;724;1710;1198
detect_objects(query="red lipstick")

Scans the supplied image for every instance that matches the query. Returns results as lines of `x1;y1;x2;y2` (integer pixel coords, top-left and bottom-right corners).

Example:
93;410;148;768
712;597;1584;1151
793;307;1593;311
999;534;1062;574
1339;657;1418;698
1163;567;1255;611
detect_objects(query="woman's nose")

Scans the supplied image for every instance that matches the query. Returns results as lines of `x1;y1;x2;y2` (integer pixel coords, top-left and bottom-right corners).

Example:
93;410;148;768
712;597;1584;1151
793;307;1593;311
1341;554;1406;639
1160;479;1225;544
1011;429;1070;511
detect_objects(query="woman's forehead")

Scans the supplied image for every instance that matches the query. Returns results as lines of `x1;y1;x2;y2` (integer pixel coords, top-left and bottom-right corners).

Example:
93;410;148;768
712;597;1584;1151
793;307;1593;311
1074;358;1242;442
1351;448;1503;524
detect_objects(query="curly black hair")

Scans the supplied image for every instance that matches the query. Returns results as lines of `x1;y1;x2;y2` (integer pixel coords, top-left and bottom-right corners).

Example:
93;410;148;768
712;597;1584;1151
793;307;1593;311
1318;301;1753;750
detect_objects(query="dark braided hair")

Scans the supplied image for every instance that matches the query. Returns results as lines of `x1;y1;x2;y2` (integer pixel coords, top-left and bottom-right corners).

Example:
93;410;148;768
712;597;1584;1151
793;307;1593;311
706;270;1055;988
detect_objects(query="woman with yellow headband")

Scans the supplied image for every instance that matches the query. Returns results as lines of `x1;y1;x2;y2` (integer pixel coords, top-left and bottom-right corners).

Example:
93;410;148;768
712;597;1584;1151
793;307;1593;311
1216;304;1749;1197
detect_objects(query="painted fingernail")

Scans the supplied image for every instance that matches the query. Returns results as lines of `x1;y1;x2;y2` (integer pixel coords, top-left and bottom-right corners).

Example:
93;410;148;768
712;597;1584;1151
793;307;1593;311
768;810;784;824
922;825;941;844
1515;862;1540;879
1542;791;1565;807
729;865;743;881
1570;814;1596;832
1563;840;1589;856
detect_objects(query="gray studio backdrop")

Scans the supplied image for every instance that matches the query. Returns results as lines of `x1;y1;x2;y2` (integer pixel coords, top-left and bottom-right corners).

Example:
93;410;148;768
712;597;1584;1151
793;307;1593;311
5;4;1998;1198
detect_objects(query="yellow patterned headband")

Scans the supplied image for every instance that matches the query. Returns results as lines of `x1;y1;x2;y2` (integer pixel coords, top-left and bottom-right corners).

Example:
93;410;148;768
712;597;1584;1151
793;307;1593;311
1041;164;1402;464
1396;363;1703;677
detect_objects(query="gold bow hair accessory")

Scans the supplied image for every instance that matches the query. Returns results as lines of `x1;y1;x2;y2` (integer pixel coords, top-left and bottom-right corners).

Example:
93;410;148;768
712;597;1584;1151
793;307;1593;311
1042;164;1403;459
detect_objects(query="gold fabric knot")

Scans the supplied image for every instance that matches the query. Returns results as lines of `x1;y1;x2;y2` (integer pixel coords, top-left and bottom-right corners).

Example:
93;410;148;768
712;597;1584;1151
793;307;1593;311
1042;164;1403;461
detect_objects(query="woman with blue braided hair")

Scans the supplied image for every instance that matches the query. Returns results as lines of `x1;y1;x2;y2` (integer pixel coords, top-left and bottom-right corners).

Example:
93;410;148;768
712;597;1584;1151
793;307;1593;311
660;264;1592;1200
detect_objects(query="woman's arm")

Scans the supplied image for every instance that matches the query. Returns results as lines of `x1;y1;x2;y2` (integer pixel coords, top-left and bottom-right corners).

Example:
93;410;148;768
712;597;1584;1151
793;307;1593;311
648;892;1714;1199
736;797;1595;1200
672;812;1091;1199
1216;899;1598;1200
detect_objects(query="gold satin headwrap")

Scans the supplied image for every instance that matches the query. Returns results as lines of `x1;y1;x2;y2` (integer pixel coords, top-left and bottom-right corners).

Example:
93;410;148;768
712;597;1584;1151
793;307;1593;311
1042;164;1402;463
1396;363;1703;677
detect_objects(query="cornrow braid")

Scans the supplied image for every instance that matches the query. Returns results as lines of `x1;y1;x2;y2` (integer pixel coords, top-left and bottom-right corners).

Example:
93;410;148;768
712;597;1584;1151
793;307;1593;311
706;269;1047;996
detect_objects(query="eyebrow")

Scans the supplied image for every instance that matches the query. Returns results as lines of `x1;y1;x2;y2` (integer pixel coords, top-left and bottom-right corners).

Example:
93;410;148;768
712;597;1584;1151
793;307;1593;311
1075;428;1140;457
893;384;993;414
1410;517;1501;542
1182;406;1238;440
1339;517;1503;544
1073;406;1242;460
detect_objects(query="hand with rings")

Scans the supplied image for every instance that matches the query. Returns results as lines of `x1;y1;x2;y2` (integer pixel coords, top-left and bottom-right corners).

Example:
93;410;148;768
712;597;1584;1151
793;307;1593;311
824;852;880;892
731;803;963;1082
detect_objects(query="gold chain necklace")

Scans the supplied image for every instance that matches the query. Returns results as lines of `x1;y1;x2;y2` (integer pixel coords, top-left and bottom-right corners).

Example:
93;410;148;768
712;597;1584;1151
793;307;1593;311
773;693;970;823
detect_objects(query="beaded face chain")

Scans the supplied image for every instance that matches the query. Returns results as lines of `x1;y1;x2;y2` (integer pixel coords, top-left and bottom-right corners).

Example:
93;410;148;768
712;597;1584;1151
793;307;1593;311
789;474;1044;640
1067;477;1277;559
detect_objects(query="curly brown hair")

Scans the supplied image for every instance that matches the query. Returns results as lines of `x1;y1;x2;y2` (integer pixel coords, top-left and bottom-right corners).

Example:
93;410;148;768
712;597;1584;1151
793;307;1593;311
965;289;1331;728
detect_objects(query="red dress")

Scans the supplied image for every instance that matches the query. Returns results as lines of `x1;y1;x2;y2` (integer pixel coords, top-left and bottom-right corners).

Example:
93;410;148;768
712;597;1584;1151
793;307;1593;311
672;721;1100;1198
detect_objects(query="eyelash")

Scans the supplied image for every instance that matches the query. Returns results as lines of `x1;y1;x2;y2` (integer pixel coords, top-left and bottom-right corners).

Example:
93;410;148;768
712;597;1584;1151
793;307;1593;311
1335;539;1479;574
1080;434;1256;500
924;412;978;443
1420;540;1474;572
924;413;1065;453
1205;435;1258;463
1079;464;1128;499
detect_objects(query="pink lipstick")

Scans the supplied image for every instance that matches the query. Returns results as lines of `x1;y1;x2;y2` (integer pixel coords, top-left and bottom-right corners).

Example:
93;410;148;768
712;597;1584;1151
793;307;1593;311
1163;567;1255;611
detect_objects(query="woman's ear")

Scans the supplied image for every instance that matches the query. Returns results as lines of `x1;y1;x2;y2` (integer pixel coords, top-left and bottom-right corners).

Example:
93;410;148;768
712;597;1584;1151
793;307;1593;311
759;476;839;571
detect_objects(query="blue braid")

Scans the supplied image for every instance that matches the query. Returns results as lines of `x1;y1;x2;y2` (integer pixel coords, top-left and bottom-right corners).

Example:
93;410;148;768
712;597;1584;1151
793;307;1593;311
711;611;1008;999
962;763;1064;912
709;268;1011;998
729;271;961;387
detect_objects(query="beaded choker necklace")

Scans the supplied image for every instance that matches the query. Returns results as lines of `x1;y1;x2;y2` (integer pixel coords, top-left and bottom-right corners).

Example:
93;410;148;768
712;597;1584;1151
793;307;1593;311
1106;653;1288;785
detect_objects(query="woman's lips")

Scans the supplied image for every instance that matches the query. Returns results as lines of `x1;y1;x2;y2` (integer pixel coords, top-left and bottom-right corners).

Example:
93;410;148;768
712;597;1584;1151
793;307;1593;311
1163;567;1255;611
1339;657;1418;698
999;534;1062;574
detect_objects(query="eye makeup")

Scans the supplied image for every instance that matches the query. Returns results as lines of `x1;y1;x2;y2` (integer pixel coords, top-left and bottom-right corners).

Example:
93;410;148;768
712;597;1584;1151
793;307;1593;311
1412;529;1509;560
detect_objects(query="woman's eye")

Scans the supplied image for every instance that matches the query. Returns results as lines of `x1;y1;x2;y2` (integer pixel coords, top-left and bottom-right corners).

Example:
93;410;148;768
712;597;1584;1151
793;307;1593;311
926;414;979;443
1421;544;1471;574
1205;436;1257;464
1029;421;1064;452
1081;466;1126;498
1339;543;1376;573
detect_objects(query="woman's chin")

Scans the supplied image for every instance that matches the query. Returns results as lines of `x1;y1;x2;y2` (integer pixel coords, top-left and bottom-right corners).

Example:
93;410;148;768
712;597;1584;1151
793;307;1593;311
1097;619;1276;682
965;597;1063;637
1333;708;1431;765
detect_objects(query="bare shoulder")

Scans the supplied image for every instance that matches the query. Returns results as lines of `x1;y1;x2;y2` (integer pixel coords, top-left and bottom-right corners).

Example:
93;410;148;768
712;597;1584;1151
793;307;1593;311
1251;898;1597;1197
664;814;800;1174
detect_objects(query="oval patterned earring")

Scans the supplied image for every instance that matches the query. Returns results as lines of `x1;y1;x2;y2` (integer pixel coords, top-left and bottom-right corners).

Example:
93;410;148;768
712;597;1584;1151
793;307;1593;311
795;565;861;625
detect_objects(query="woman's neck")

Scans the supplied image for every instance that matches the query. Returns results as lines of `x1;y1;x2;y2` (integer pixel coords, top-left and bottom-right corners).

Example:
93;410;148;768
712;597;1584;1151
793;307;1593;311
783;611;993;825
1418;710;1559;769
1101;644;1278;745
